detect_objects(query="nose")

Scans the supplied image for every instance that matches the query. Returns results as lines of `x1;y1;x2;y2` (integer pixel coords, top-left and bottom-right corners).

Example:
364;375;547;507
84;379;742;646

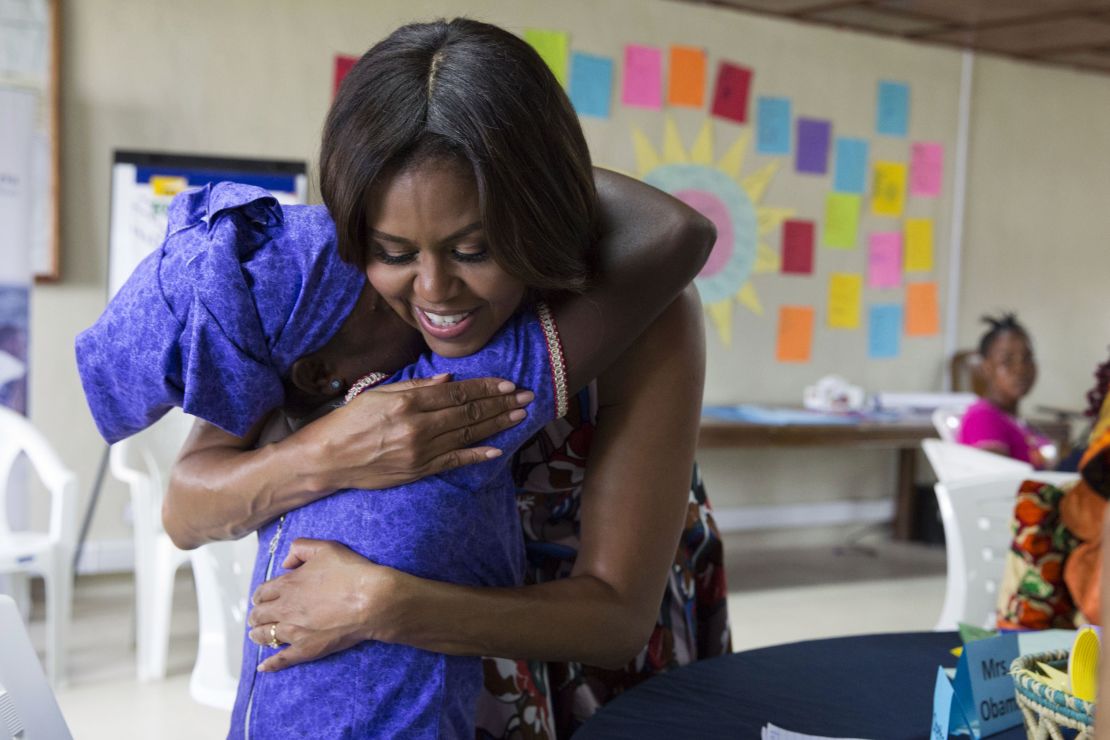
414;255;455;304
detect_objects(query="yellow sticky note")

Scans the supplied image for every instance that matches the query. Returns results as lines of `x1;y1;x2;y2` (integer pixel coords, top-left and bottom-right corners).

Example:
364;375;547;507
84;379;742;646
524;29;569;87
905;282;940;336
150;176;188;197
828;273;862;329
904;218;934;272
823;193;861;249
871;161;907;217
776;306;814;363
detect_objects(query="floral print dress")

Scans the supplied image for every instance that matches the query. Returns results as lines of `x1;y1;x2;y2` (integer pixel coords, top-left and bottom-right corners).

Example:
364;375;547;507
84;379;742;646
478;384;732;739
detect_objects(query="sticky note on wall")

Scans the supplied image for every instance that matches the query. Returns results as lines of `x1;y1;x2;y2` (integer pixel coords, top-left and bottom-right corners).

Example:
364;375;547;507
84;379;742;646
757;96;792;155
911;142;944;197
867;232;902;288
824;193;861;249
711;62;752;123
524;29;569;86
904;218;934;272
777;306;814;362
570;53;614;118
833;137;868;194
871;162;907;217
876;80;909;137
795;118;831;175
906;282;940;336
869;304;903;358
622;45;663;109
828;273;862;329
668;46;706;107
782;219;815;274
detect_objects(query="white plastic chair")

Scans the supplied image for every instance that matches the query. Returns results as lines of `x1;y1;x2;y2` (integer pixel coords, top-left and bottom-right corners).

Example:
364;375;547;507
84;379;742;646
188;534;255;709
931;405;966;443
0;406;78;687
933;471;1078;631
922;438;1034;484
109;408;193;682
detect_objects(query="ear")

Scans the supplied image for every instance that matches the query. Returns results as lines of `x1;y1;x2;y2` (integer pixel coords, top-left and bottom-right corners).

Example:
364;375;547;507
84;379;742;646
289;355;343;398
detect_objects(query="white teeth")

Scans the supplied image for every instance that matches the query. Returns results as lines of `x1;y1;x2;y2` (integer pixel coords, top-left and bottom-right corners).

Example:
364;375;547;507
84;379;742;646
420;309;470;327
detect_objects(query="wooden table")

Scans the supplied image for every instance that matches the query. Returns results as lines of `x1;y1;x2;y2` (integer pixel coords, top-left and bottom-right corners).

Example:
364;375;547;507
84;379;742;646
698;412;1071;540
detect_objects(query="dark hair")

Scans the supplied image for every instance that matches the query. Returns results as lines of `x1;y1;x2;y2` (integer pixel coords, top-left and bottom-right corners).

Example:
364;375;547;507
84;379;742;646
977;312;1029;357
320;18;597;294
1088;349;1110;418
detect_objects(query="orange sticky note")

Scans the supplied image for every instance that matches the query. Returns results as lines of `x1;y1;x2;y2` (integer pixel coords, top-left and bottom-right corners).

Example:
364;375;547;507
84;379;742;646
905;282;940;336
668;46;706;107
777;306;814;363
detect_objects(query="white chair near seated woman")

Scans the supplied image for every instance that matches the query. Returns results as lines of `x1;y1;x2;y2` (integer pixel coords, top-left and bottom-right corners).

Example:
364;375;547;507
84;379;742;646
933;471;1078;631
921;438;1033;484
110;408;254;709
0;406;78;688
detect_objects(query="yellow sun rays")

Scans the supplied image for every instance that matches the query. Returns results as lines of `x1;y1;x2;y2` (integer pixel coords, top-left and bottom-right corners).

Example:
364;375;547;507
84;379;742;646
632;119;792;346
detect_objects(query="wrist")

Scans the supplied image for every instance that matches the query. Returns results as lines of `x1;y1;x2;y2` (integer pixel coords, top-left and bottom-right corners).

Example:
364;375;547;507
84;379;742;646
356;564;411;645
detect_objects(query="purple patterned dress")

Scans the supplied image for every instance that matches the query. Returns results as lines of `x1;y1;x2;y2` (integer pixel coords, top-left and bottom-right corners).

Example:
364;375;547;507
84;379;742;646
230;306;568;739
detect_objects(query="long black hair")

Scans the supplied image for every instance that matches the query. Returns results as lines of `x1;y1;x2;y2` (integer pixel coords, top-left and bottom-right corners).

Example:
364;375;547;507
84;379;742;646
320;18;597;295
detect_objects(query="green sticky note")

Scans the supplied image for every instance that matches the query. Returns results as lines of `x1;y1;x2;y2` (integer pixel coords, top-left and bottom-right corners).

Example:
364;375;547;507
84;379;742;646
524;29;569;87
823;193;860;249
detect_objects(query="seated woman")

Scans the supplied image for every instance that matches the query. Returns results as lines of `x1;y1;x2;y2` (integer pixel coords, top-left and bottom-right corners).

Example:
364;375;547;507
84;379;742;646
958;313;1052;468
79;19;716;739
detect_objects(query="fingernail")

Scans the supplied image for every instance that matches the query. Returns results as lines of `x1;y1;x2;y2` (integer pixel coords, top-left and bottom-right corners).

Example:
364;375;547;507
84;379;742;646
498;381;516;393
509;409;526;422
257;663;268;672
433;373;450;380
515;391;534;405
485;448;503;459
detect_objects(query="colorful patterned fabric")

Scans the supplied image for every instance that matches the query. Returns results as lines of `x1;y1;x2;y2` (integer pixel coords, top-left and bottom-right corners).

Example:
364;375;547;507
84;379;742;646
478;384;732;739
996;479;1080;631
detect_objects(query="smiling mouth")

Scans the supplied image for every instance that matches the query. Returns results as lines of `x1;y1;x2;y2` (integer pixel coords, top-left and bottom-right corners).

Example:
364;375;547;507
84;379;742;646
413;306;477;339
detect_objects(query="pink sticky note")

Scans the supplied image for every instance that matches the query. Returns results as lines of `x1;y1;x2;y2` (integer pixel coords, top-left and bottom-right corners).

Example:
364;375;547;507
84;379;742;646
782;220;815;275
622;45;663;109
711;62;752;124
910;142;944;197
868;232;903;288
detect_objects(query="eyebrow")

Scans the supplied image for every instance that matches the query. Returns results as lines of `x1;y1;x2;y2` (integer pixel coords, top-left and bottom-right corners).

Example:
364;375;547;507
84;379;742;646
370;222;483;247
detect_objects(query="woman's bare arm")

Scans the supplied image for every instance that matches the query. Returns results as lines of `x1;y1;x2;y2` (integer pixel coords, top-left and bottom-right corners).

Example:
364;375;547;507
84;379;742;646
248;287;705;669
164;375;531;549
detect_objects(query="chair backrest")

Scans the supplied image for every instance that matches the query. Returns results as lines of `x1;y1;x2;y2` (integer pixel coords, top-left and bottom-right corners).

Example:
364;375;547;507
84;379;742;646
922;438;1033;484
933;471;1078;631
950;350;986;396
0;595;72;738
109;408;193;535
931;406;964;443
0;407;77;548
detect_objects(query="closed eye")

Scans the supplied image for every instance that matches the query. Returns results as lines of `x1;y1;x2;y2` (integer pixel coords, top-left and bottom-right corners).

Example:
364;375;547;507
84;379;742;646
371;245;416;265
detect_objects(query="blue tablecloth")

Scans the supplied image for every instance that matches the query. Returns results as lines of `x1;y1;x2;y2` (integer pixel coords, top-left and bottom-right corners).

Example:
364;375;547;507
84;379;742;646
575;632;1027;739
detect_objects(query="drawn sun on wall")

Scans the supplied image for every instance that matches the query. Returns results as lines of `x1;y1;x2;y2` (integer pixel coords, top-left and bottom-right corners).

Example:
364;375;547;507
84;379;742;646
632;118;793;345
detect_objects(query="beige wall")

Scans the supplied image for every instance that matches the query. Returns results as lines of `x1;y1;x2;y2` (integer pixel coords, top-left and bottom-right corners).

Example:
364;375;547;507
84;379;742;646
28;0;1110;556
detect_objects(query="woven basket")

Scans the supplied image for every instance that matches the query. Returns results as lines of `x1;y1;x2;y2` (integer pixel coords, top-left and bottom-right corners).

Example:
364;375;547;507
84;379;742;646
1010;650;1095;740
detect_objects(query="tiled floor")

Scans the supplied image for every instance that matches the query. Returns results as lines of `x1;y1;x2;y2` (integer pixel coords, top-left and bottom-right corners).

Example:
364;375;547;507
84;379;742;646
23;533;949;739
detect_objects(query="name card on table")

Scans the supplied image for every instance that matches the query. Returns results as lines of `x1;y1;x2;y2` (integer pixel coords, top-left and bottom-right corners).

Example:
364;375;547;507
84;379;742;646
931;633;1020;738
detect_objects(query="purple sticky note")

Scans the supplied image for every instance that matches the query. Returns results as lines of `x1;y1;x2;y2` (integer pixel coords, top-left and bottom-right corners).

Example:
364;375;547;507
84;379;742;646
868;232;903;288
796;118;831;175
622;45;662;110
911;142;944;197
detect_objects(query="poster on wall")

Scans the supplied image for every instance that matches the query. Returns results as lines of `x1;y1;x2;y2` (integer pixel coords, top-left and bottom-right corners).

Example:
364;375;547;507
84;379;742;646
107;151;309;298
0;86;35;414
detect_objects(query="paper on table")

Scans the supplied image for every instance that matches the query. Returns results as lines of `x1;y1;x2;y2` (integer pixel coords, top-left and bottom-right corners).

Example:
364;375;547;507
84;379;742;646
762;723;871;740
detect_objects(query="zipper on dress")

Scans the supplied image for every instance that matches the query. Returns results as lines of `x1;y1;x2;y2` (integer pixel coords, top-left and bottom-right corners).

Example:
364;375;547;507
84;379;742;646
243;514;285;740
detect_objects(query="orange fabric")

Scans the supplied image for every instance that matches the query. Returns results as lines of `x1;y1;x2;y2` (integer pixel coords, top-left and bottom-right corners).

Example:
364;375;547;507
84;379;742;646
1059;418;1110;625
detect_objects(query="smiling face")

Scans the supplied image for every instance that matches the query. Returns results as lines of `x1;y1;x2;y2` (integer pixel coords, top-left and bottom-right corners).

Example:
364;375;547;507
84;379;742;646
364;159;526;358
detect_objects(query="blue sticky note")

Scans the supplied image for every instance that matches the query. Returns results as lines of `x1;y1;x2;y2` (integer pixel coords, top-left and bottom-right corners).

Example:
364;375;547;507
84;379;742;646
833;137;868;194
931;666;955;740
877;80;909;137
569;53;613;118
868;304;902;359
756;96;791;155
